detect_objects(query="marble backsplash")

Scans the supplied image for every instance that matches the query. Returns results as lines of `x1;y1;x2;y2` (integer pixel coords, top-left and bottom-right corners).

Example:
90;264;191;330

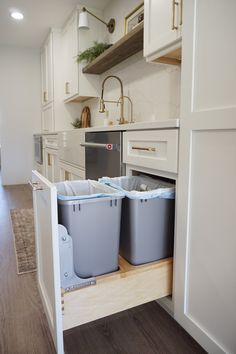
82;52;181;127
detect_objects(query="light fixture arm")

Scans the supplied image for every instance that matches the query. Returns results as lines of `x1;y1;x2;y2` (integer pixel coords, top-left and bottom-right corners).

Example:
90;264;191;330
81;7;115;33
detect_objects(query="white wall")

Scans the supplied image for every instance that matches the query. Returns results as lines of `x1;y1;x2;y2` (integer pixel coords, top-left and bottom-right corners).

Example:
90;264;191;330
81;0;181;126
0;46;41;185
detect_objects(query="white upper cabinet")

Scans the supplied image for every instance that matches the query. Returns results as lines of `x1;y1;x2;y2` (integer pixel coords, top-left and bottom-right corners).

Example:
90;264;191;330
61;11;78;101
41;33;53;105
144;0;182;62
61;8;101;103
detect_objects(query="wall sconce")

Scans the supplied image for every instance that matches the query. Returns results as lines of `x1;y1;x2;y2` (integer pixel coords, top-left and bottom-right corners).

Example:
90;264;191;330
78;7;115;33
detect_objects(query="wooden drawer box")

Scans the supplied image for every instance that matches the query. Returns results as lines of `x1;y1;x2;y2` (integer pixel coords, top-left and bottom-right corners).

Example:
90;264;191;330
123;130;179;173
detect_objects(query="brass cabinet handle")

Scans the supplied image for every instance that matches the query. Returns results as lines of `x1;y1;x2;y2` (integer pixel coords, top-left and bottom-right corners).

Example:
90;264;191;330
43;91;47;102
65;82;70;94
48;154;52;167
132;146;156;152
172;0;179;30
180;0;183;26
28;181;44;191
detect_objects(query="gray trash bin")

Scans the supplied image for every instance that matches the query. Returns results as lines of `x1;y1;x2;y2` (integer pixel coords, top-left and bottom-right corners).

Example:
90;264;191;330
55;180;124;278
100;176;175;265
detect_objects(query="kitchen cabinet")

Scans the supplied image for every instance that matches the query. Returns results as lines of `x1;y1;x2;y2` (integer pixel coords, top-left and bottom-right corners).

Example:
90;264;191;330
43;135;60;183
41;32;53;105
42;103;54;132
144;0;182;63
44;148;60;183
59;161;85;181
61;8;101;103
40;29;77;132
123;129;179;175
61;11;78;101
58;130;85;180
174;1;236;353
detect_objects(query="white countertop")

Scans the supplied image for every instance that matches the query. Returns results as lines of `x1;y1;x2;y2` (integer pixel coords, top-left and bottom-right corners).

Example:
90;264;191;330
37;119;180;135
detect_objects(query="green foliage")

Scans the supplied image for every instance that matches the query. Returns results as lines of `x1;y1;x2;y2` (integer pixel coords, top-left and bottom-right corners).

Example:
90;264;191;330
71;118;82;129
77;41;112;64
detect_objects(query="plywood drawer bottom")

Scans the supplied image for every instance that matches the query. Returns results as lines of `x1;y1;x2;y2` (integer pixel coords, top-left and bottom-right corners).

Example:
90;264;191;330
62;256;173;330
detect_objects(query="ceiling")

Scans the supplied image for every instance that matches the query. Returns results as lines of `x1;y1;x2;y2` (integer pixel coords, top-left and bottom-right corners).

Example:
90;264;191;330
0;0;111;48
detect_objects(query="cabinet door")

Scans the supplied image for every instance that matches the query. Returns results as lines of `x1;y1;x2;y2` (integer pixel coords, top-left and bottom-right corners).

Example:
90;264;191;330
144;0;182;59
31;171;63;354
59;161;85;181
45;148;60;183
174;1;236;353
42;103;54;132
41;33;53;105
61;11;78;101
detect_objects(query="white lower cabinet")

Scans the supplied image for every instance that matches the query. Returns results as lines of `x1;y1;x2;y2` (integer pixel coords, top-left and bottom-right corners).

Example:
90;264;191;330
43;134;60;182
44;148;60;183
123;129;179;175
42;103;54;132
59;161;85;181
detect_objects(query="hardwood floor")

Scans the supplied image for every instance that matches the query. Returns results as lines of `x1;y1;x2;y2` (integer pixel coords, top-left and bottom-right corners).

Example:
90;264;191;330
64;302;206;354
0;175;206;354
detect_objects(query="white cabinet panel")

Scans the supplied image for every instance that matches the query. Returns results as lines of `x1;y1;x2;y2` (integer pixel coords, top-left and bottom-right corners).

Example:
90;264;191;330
61;11;78;101
186;130;236;354
44;148;60;183
58;130;85;170
41;33;53;105
42;103;54;132
174;0;236;353
59;161;85;181
61;8;100;103
192;1;236;112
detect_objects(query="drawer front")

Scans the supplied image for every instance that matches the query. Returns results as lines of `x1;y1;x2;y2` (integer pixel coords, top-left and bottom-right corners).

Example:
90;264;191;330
44;134;58;149
58;130;85;169
123;130;179;173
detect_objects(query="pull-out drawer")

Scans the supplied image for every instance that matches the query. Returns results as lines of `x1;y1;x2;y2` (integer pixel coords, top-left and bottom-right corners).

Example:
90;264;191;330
123;130;179;173
43;134;58;149
62;256;173;330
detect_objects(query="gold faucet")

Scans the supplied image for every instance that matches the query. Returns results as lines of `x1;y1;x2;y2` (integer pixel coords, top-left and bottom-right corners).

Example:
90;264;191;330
99;75;126;124
118;95;134;124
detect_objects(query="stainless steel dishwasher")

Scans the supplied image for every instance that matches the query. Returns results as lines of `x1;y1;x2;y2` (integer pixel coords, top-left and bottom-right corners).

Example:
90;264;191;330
81;131;124;180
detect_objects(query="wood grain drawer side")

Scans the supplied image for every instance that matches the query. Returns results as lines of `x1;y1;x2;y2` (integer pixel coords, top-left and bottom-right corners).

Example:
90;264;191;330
123;130;179;173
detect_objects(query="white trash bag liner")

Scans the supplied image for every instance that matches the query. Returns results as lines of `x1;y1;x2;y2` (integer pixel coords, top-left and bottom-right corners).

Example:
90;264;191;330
55;179;125;201
99;175;175;199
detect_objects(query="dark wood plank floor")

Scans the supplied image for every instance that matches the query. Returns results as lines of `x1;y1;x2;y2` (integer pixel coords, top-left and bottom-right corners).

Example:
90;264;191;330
0;175;206;354
64;301;206;354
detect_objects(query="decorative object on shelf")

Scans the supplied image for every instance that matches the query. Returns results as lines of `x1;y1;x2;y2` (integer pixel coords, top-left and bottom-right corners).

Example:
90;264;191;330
77;41;112;64
81;106;91;128
78;7;115;33
71;117;82;129
125;2;144;34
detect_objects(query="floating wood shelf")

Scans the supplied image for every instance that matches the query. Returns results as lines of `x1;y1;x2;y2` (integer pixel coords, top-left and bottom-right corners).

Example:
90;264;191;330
82;22;144;75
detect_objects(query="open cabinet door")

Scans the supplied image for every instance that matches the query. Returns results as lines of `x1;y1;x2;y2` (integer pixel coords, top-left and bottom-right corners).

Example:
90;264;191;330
31;170;64;354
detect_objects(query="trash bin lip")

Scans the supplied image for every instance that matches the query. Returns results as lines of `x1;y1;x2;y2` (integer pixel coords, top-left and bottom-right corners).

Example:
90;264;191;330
57;195;124;205
99;176;175;200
